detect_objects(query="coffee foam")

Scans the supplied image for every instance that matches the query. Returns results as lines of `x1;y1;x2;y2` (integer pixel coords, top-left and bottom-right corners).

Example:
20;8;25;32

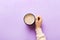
24;14;35;25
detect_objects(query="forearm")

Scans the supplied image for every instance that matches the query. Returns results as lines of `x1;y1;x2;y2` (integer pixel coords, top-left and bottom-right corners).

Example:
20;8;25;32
35;28;46;40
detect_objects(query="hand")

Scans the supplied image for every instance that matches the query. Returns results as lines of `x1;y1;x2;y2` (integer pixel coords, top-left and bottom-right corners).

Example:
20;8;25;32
35;16;42;29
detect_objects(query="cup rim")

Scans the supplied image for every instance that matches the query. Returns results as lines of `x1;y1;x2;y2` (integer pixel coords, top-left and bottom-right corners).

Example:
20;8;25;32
23;13;35;25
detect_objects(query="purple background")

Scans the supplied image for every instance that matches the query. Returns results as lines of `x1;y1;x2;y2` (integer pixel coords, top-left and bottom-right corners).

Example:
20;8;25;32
0;0;60;40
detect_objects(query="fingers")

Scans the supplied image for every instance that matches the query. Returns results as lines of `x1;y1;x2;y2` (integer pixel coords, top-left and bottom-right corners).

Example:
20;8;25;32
36;16;38;21
35;16;42;27
39;16;42;22
36;16;42;22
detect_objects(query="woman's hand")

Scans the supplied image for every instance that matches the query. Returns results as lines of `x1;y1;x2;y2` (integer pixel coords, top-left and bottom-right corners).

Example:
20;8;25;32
35;16;42;29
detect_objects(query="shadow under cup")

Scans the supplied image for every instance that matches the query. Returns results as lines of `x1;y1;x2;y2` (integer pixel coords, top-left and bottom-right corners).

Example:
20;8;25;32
23;13;35;26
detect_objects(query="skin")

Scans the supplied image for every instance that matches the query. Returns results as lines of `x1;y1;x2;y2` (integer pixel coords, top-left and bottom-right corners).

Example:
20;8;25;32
35;16;42;29
35;16;46;40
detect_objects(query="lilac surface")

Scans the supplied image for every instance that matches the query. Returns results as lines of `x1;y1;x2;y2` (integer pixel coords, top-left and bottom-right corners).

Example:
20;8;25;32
0;0;60;40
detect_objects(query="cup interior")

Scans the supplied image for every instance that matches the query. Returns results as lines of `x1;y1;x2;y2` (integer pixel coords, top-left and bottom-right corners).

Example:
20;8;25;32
24;13;35;25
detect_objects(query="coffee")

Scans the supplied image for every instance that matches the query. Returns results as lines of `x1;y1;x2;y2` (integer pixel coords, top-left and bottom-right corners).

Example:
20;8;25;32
24;13;35;25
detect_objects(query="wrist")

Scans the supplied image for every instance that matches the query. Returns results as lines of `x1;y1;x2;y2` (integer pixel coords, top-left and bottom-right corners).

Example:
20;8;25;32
35;27;43;35
36;26;41;29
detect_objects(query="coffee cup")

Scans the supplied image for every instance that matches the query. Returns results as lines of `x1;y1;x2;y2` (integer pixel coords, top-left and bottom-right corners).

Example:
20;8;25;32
23;13;35;25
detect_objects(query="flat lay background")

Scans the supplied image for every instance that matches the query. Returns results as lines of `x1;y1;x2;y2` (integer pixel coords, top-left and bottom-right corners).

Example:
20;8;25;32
0;0;60;40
